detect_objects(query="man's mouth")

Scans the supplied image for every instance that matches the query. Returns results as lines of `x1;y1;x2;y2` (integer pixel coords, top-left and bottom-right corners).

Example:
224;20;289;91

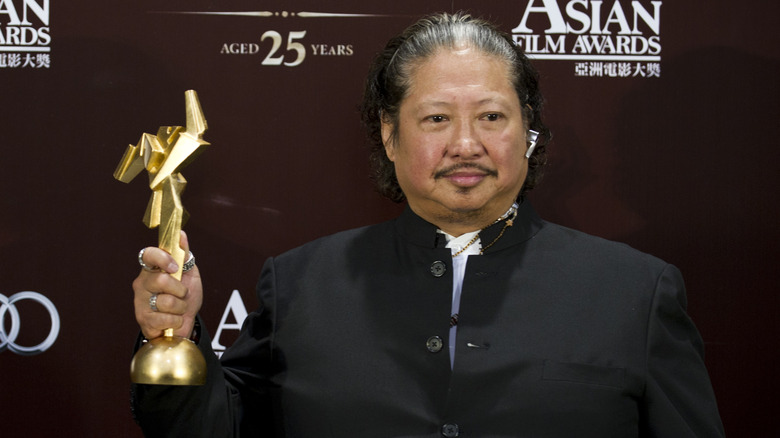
435;163;497;187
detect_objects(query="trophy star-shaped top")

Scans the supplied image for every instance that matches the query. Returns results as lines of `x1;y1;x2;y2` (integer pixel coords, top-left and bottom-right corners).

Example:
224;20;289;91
149;90;210;190
112;90;210;187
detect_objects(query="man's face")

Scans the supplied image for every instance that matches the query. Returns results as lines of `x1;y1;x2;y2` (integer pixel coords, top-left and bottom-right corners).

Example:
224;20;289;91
382;47;530;234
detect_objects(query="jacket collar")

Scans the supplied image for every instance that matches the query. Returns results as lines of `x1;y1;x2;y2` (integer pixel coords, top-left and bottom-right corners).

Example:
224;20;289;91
394;200;545;253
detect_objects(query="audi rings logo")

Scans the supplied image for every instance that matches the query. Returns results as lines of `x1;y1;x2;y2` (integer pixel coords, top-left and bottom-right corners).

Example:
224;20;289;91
0;291;61;355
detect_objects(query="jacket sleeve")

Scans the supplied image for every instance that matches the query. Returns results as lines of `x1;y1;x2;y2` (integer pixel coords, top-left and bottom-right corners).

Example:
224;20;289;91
130;258;281;438
640;264;725;437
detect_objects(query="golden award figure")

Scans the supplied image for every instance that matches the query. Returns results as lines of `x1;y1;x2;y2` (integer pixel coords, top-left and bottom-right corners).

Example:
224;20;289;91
114;90;209;385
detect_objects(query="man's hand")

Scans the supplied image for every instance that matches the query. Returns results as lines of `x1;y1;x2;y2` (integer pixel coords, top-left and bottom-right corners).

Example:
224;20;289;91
133;232;203;339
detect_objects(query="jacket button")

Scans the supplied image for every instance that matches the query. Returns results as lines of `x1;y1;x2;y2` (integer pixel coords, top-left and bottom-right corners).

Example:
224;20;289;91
426;336;443;353
430;260;446;277
441;423;459;437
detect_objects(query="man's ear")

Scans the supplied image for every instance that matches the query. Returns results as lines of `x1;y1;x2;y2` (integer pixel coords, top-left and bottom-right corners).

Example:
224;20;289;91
381;118;396;162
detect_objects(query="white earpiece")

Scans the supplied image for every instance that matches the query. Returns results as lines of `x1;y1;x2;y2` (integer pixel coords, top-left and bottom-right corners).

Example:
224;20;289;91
525;130;540;159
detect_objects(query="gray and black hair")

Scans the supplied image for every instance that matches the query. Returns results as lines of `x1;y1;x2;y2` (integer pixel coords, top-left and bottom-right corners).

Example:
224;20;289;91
361;11;549;202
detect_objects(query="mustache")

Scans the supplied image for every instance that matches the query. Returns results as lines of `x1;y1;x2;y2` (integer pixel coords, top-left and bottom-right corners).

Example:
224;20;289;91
434;162;498;179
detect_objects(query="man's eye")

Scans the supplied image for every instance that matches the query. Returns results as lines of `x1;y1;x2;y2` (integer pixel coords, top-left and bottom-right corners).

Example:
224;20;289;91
484;113;501;121
427;115;446;123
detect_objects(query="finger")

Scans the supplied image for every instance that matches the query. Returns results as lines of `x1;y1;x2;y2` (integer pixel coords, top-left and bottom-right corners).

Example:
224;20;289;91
140;247;179;274
134;270;189;300
135;292;187;333
145;313;184;334
180;230;190;252
152;293;188;315
178;232;201;281
134;296;184;339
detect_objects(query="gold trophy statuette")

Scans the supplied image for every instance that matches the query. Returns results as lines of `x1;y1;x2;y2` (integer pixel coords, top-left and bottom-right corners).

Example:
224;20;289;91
114;90;209;385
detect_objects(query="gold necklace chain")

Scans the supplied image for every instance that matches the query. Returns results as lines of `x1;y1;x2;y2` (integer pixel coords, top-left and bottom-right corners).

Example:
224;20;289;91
479;209;516;253
450;204;518;257
452;233;481;257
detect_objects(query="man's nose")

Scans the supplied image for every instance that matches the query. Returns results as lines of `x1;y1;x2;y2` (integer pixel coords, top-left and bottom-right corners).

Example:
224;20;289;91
448;120;484;159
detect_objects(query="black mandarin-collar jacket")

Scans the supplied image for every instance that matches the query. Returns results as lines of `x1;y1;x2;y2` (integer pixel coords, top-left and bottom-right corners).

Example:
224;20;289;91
134;202;724;437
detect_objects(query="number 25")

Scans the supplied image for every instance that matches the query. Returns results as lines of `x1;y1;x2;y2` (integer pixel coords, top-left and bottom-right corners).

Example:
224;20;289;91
261;30;307;67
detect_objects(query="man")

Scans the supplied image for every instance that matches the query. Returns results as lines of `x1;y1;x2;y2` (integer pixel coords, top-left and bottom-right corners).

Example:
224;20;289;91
132;12;724;437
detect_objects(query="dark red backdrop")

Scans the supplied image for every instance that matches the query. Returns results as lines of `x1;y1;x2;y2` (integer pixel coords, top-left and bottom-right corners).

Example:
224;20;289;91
1;1;777;436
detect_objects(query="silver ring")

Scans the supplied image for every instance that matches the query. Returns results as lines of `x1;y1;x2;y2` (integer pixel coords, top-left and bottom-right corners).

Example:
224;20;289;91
182;251;196;272
137;248;160;272
149;294;159;312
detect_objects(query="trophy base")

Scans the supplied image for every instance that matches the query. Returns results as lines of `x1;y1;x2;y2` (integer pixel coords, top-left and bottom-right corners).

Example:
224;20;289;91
131;334;207;385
